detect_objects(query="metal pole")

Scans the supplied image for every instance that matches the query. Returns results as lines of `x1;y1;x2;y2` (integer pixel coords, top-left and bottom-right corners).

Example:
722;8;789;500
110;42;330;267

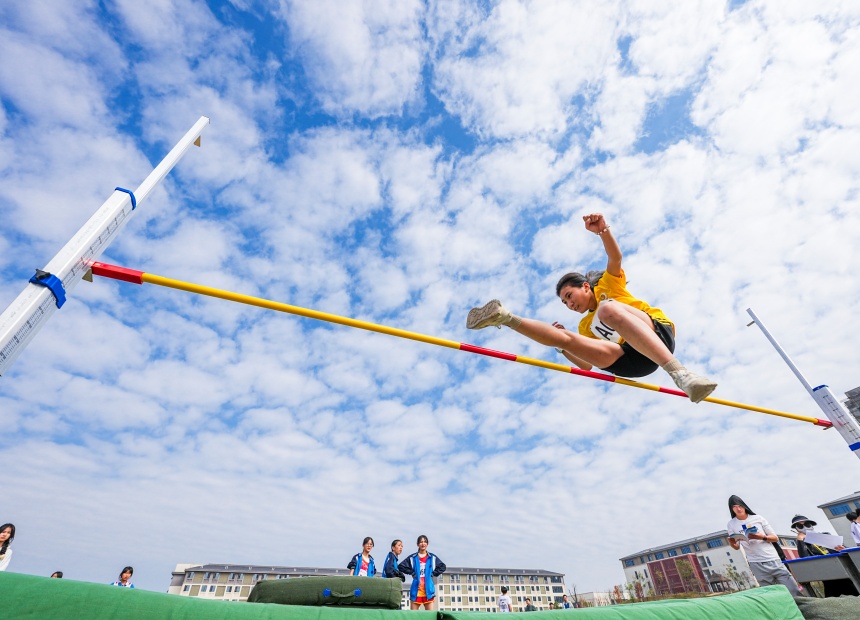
0;116;210;376
746;308;860;459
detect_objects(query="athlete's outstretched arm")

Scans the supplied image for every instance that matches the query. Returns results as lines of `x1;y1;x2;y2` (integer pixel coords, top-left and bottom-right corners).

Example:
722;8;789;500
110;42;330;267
583;213;621;277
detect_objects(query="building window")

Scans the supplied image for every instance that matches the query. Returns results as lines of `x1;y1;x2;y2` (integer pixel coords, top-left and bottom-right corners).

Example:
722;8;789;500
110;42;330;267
707;539;723;548
693;544;700;551
830;504;851;516
654;552;664;560
668;550;677;557
183;585;190;592
681;546;691;554
625;559;635;567
707;557;712;567
647;554;653;561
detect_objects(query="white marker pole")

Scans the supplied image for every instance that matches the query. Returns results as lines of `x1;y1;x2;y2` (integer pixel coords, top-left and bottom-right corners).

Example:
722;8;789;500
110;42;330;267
0;116;210;376
746;308;860;460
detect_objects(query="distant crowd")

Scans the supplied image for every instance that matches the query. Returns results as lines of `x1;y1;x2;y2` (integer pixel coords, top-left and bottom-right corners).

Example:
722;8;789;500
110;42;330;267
345;534;576;611
0;522;136;588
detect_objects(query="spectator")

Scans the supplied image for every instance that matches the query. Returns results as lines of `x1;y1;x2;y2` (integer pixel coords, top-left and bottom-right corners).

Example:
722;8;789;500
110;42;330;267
0;523;15;571
791;515;845;557
398;534;446;610
498;585;513;613
524;597;537;611
347;537;377;577
847;511;860;546
383;539;405;581
791;514;852;597
50;571;63;578
726;495;801;597
562;594;572;609
111;566;135;588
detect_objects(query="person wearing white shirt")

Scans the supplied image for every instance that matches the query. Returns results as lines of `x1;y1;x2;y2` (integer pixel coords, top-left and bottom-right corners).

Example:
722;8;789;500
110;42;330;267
0;524;15;571
498;586;513;613
847;511;860;546
726;495;802;597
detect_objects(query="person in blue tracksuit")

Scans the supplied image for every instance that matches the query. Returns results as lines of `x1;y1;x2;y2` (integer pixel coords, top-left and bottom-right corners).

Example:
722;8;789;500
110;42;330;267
347;536;377;577
398;534;446;610
383;539;405;581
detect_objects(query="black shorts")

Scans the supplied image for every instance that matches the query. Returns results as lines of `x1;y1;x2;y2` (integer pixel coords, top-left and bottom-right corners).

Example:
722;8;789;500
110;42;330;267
600;320;675;378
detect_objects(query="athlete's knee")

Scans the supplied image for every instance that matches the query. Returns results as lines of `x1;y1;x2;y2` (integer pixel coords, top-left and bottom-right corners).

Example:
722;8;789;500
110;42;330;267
595;300;622;325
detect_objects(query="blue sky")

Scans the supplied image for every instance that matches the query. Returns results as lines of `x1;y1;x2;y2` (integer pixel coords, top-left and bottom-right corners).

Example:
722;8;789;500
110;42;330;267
2;0;860;596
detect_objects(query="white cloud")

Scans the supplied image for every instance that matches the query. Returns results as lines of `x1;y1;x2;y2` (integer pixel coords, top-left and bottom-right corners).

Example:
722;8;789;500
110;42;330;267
278;0;425;117
431;0;621;139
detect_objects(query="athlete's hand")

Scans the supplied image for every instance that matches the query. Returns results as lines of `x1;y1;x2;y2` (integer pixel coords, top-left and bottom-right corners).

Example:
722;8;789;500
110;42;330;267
552;322;566;330
583;213;608;235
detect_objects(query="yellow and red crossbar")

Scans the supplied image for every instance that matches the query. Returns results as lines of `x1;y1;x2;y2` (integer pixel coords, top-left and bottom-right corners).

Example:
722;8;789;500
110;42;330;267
89;262;832;428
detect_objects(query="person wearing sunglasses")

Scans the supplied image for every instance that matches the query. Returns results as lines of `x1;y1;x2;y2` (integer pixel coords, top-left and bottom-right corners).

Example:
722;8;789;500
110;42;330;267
726;495;802;596
790;514;846;557
790;514;852;597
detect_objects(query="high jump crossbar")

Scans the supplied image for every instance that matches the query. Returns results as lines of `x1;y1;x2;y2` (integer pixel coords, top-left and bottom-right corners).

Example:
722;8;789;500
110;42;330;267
88;262;832;428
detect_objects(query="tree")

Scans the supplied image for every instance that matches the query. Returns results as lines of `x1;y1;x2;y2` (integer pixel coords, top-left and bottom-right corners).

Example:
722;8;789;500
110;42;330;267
652;567;667;596
633;580;645;601
677;559;705;593
624;581;636;600
723;563;747;591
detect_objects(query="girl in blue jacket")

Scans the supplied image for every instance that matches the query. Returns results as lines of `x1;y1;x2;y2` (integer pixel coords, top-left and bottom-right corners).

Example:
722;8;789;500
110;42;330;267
398;534;446;610
347;536;377;577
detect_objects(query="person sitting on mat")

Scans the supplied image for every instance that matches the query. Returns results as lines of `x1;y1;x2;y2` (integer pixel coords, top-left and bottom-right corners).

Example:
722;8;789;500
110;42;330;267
466;213;717;403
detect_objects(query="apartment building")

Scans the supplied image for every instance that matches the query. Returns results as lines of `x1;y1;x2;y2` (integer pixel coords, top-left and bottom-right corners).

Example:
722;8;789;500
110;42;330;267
843;386;860;424
817;491;860;544
619;530;799;596
167;563;567;612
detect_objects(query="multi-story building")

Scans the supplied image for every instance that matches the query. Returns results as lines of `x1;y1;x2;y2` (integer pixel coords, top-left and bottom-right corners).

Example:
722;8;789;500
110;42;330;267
619;530;799;596
843;386;860;424
436;567;566;612
818;491;860;544
167;564;567;612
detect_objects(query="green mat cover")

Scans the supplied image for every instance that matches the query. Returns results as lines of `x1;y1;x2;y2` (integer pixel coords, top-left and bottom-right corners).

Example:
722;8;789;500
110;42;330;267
248;575;403;609
438;586;803;620
794;595;860;620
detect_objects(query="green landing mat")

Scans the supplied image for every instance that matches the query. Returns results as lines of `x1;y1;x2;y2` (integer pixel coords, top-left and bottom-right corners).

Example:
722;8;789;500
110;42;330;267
0;573;807;620
439;586;802;620
0;572;413;620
